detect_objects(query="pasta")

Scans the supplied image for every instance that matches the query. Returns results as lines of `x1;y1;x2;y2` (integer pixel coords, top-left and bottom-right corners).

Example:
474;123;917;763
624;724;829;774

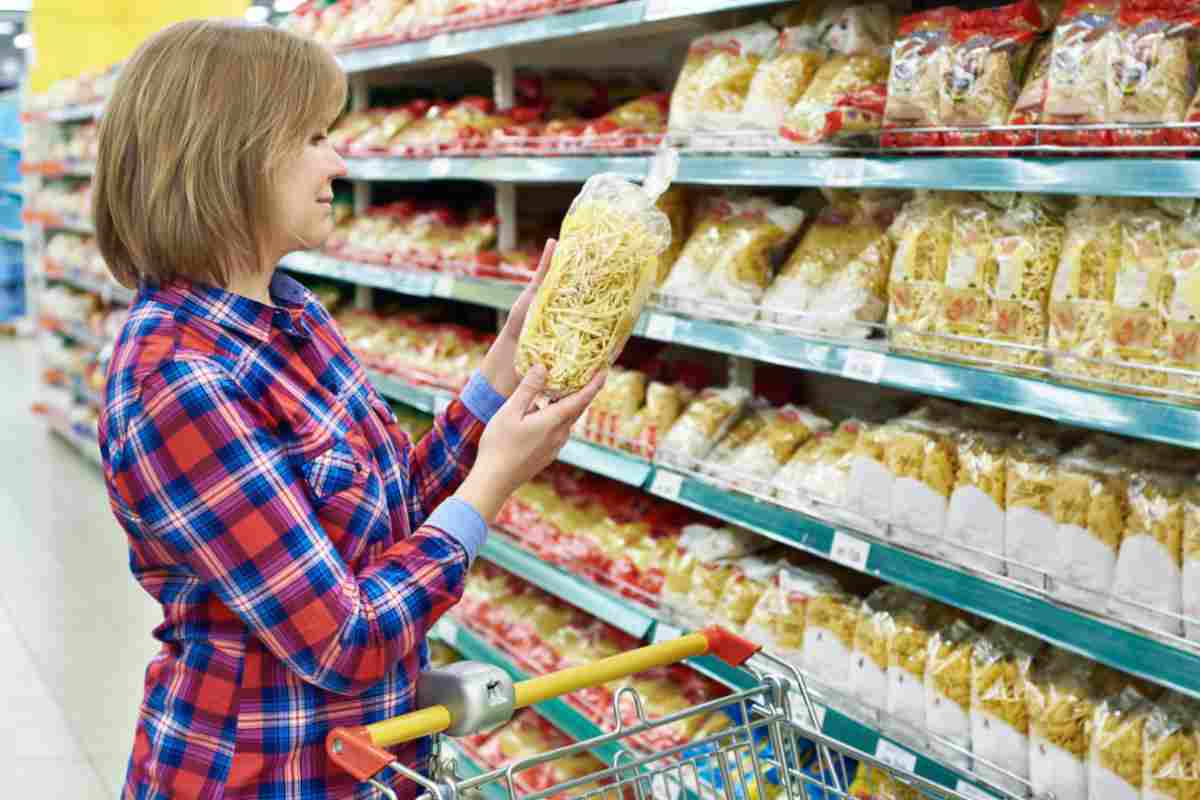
884;408;962;549
1144;694;1200;800
516;172;671;397
1005;431;1067;587
741;27;827;131
925;619;979;769
886;598;935;736
848;586;904;722
1186;487;1200;642
1109;469;1187;635
887;191;956;354
780;53;891;145
726;406;832;492
971;626;1043;795
773;419;867;509
937;199;1002;363
1043;0;1120;149
1165;207;1200;399
658;386;752;470
1092;687;1154;800
847;419;903;523
745;565;843;660
803;582;863;692
945;427;1010;573
715;556;780;631
654;186;691;287
996;36;1055;148
882;7;964;149
1026;652;1098;800
1108;204;1174;393
669;23;778;133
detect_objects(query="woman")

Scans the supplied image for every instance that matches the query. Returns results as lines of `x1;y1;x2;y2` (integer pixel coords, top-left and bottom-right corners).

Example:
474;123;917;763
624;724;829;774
94;19;602;800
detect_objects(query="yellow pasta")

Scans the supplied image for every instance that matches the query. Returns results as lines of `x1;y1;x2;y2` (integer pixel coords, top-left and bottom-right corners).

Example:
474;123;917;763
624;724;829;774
1026;651;1097;758
938;199;1002;363
972;626;1041;733
669;23;778;132
888;192;956;354
1094;688;1153;791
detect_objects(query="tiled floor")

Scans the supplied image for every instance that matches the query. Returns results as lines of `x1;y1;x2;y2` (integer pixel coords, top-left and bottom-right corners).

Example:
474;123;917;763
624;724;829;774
0;336;160;798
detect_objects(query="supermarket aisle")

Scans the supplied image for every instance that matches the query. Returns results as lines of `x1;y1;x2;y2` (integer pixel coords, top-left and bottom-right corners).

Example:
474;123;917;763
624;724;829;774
0;336;158;798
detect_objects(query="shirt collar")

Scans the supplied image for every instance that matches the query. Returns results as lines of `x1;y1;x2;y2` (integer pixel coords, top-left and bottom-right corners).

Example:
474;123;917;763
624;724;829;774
155;271;314;344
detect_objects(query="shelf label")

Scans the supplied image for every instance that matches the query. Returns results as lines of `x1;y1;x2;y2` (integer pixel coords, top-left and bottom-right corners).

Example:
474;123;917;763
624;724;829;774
830;530;870;571
955;781;998;800
821;158;867;188
429;158;452;178
874;739;918;774
395;272;434;297
841;349;886;384
643;0;674;22
644;313;677;341
433;275;455;298
653;623;683;644
650;469;684;501
806;344;830;366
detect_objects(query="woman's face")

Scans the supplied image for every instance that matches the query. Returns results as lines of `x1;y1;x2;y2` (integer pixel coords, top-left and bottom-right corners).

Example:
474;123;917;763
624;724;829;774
266;127;347;258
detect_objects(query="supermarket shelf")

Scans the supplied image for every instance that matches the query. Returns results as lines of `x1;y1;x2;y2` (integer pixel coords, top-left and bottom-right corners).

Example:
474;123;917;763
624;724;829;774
342;153;1200;197
47;270;134;305
1;138;21;152
44;411;102;469
432;615;626;766
335;0;781;74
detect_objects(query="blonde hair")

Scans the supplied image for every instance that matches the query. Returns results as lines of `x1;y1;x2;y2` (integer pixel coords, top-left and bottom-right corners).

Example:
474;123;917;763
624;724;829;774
94;19;347;289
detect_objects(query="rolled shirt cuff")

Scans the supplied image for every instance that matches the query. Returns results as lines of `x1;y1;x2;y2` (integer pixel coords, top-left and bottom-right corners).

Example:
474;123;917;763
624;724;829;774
427;497;488;563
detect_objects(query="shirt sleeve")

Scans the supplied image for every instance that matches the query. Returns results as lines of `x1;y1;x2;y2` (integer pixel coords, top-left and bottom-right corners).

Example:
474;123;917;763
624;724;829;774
112;356;469;697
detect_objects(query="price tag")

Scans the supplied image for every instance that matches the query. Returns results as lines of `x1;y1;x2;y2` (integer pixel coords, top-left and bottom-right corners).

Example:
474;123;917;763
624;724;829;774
650;469;684;500
652;623;683;644
830;530;870;571
806;344;830;366
433;275;455;298
642;0;674;22
427;33;452;57
841;349;886;384
874;739;918;774
395;272;433;297
429;158;452;178
955;781;998;800
433;394;452;415
644;313;677;341
821;158;866;188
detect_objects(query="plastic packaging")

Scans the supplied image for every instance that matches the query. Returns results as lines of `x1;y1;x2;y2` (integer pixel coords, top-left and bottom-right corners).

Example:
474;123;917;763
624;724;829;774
885;596;936;740
887;191;956;354
773;419;867;510
970;626;1042;796
1107;203;1175;393
744;564;844;663
945;426;1011;573
847;586;905;723
1108;469;1186;635
1003;430;1065;588
1090;687;1154;800
846;420;901;524
1186;486;1200;642
726;406;832;492
661;523;765;617
654;186;691;287
618;381;689;460
1164;207;1200;398
658;386;752;470
1042;0;1121;149
885;406;962;550
882;7;964;149
780;53;891;145
715;555;781;632
937;198;1003;363
516;155;676;397
924;618;978;770
802;579;862;694
1144;694;1200;800
741;27;828;131
1026;651;1097;800
997;36;1055;148
669;23;778;133
702;406;771;476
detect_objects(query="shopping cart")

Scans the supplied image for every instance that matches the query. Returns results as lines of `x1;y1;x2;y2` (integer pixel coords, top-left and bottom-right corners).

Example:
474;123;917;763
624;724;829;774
327;627;967;800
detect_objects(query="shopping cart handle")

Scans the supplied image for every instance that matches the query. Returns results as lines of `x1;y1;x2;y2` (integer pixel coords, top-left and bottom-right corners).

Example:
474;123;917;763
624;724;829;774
327;625;758;781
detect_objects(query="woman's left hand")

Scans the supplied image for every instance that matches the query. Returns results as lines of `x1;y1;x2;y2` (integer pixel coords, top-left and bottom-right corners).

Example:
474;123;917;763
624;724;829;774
478;239;555;397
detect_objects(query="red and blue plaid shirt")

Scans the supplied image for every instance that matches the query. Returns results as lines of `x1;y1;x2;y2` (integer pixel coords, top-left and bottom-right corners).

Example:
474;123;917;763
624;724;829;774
100;273;503;799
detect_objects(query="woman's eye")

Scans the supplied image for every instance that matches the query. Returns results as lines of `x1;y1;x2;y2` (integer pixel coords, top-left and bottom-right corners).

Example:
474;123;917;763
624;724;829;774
311;134;328;145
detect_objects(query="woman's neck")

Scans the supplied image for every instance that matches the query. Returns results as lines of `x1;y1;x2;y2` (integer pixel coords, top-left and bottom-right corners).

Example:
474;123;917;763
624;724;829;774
224;267;275;306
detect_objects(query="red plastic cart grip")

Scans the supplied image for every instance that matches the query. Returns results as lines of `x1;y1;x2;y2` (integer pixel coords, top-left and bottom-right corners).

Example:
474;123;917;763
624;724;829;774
701;626;760;667
327;726;395;783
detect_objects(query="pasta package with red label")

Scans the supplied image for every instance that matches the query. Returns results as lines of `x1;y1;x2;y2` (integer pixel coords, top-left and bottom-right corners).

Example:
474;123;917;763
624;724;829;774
1166;207;1200;398
1042;0;1120;149
780;53;891;145
669;23;778;135
882;7;964;149
995;36;1055;149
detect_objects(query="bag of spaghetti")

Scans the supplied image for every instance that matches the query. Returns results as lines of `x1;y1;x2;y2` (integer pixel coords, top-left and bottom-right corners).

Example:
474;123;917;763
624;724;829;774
882;7;964;149
884;596;937;742
884;404;963;552
668;23;778;135
1049;196;1123;386
1143;693;1200;800
617;381;689;460
944;424;1012;573
1023;651;1097;800
939;1;1047;150
936;197;1004;365
1106;468;1186;636
1089;686;1156;800
515;154;676;399
1109;2;1200;154
761;190;903;338
774;419;867;511
1042;0;1120;149
887;191;957;355
971;626;1043;796
780;52;891;145
1163;204;1200;400
725;406;833;493
657;385;752;471
846;586;905;723
802;578;863;694
744;564;843;663
923;618;979;770
1049;438;1129;608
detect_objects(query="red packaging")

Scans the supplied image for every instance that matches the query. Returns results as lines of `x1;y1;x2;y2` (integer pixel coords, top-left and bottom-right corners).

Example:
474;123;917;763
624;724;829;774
882;7;965;150
1042;0;1121;150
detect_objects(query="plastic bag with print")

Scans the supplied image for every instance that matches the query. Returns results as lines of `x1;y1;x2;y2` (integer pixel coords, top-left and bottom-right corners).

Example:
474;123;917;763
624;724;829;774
846;586;906;723
925;618;980;770
970;625;1042;796
801;578;862;694
669;23;779;134
657;385;752;471
744;564;844;663
884;594;936;743
726;405;833;492
1090;686;1155;800
1026;650;1098;800
884;404;964;552
1183;484;1200;642
1108;468;1186;635
944;426;1012;573
1143;693;1200;800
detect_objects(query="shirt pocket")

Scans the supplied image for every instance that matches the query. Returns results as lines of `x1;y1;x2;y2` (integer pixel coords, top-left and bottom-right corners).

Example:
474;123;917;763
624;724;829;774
299;437;367;501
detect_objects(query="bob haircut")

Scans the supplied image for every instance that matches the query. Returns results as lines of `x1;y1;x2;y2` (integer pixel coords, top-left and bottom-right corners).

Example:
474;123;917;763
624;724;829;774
94;19;347;289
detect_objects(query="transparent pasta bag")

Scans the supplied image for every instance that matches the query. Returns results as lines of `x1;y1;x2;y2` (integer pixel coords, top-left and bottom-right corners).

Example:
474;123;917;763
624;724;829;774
726;406;832;492
780;52;891;145
924;619;979;770
846;419;899;524
882;7;964;149
996;35;1055;149
702;404;772;476
1003;431;1062;588
773;419;868;511
884;406;963;551
1109;469;1186;635
740;27;829;132
1106;203;1175;394
1164;207;1200;399
945;427;1011;573
668;23;779;134
970;626;1042;796
802;579;862;694
715;555;781;632
847;586;905;723
887;191;957;354
745;564;842;663
658;385;752;470
1144;693;1200;800
702;200;807;311
1186;485;1200;642
884;595;936;742
937;198;1003;365
1091;687;1154;800
516;151;677;398
1026;651;1097;800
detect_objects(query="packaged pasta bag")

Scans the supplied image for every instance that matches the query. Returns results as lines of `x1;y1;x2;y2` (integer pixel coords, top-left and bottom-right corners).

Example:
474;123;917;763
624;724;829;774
1109;1;1200;154
970;625;1042;796
516;153;676;398
802;579;862;694
936;198;1003;365
1026;651;1097;800
579;367;646;447
847;586;906;723
1050;439;1129;608
780;53;891;145
887;191;956;355
654;186;690;287
658;385;752;470
846;420;897;524
939;1;1045;150
983;194;1068;372
618;381;688;460
1144;693;1200;800
1042;0;1120;149
701;404;771;477
925;619;979;770
715;555;781;632
1091;686;1155;800
1049;196;1123;386
744;564;843;663
1106;202;1175;394
885;596;936;741
740;27;828;132
668;23;778;134
885;406;963;551
944;426;1011;573
1108;468;1186;635
1164;206;1200;399
994;35;1055;149
882;7;964;149
848;765;926;800
773;419;868;511
1186;486;1200;642
761;190;901;338
726;406;832;493
660;523;764;617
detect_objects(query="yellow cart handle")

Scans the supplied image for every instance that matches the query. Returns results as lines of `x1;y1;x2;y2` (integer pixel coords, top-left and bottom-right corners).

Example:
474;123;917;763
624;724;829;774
328;626;758;782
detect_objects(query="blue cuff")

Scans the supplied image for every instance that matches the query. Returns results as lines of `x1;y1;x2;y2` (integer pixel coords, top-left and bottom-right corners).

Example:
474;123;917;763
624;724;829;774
460;369;506;424
427;497;488;563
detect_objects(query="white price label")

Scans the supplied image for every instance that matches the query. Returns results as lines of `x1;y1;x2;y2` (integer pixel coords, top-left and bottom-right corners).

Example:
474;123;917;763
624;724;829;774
841;349;886;384
830;530;870;571
433;275;454;297
433;394;452;415
645;313;677;341
429;158;452;178
653;623;683;644
955;781;997;800
643;0;673;22
874;739;918;774
427;33;452;57
806;344;830;365
822;158;866;188
651;469;684;500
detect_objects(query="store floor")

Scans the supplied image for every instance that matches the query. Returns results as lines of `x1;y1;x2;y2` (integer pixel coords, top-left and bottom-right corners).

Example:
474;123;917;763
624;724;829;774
0;336;159;798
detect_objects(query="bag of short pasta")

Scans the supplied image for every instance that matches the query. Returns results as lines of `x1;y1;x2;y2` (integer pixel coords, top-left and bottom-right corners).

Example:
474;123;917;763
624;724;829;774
885;407;963;552
971;626;1042;796
1164;206;1200;399
744;564;843;662
1144;693;1200;800
741;27;828;132
848;765;926;800
726;406;832;493
712;555;780;632
1026;651;1097;800
1108;469;1186;635
1043;0;1120;149
701;405;772;477
658;386;752;470
618;381;689;459
1050;439;1129;608
654;186;691;287
669;23;778;134
936;198;1003;364
780;53;891;145
882;7;964;149
925;618;979;770
661;523;764;617
887;191;957;354
1049;197;1123;386
1186;487;1200;642
1090;687;1154;800
846;419;899;524
847;586;905;723
944;426;1011;573
773;419;866;511
515;155;676;398
995;36;1055;148
802;579;862;694
885;596;936;741
761;190;902;338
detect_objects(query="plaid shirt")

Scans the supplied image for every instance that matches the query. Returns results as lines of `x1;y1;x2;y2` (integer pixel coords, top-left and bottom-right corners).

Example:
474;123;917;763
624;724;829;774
100;273;504;799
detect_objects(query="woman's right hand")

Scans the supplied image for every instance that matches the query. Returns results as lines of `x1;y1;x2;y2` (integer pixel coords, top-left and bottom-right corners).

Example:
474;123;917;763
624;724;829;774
454;365;605;521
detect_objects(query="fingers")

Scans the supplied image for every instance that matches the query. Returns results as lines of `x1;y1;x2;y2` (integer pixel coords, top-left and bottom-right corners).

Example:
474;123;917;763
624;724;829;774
543;369;607;427
504;364;546;418
532;239;557;287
